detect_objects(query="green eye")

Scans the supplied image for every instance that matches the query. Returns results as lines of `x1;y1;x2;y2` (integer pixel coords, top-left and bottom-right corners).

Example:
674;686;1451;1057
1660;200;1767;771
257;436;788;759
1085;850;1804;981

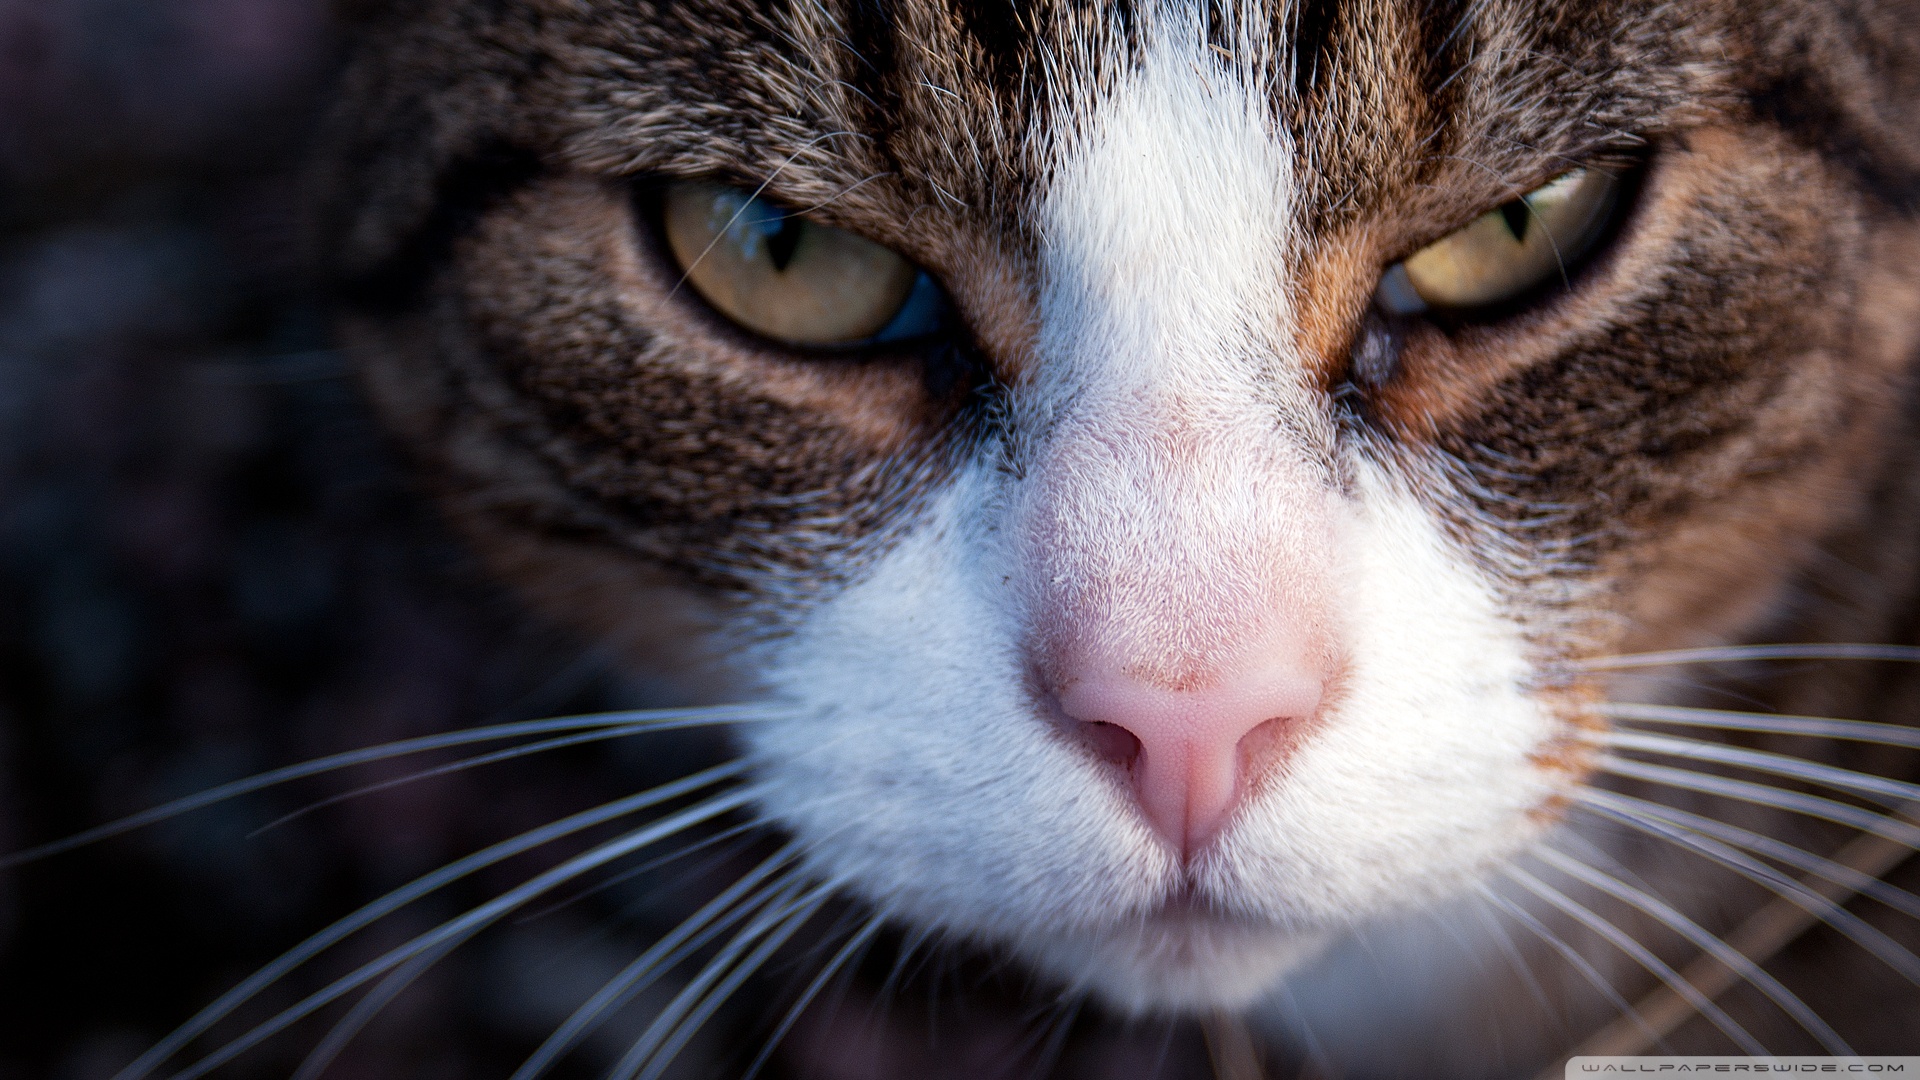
1376;167;1624;315
660;181;943;346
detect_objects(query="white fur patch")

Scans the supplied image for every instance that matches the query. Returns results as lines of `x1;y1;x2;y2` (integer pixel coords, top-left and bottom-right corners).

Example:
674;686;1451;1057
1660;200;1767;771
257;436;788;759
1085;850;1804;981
739;5;1565;1015
1014;5;1337;695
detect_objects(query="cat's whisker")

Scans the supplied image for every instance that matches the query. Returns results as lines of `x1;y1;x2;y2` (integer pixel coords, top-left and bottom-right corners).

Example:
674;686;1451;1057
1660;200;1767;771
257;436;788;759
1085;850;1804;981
118;772;753;1080
510;844;803;1080
1555;798;1920;1062
875;915;941;1008
1574;644;1920;671
1574;792;1920;988
665;130;878;299
251;719;742;837
791;171;895;218
169;791;759;1080
1499;865;1766;1055
611;879;838;1080
1467;888;1565;1025
513;818;765;926
1483;125;1641;172
738;908;890;1080
638;892;835;1080
1471;881;1668;1052
1044;997;1092;1080
288;935;459;1080
1603;702;1920;750
588;807;873;1078
1601;730;1920;808
1;705;775;868
1273;982;1341;1080
1584;790;1920;920
1600;755;1920;846
1532;847;1851;1054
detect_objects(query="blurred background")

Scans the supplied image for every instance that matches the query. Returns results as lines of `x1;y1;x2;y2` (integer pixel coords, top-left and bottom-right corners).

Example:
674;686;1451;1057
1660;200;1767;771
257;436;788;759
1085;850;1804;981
0;3;725;1076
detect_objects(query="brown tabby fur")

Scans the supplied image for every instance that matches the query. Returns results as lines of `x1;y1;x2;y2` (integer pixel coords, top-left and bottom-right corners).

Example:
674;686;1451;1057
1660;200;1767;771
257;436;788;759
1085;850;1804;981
318;0;1920;1072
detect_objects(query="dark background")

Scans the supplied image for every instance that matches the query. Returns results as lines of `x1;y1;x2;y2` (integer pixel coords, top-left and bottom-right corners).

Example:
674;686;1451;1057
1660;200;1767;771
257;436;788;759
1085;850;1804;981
0;3;720;1076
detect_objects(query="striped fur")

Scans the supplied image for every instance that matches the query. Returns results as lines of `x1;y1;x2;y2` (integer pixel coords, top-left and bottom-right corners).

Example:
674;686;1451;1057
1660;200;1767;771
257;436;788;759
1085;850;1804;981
321;0;1920;1072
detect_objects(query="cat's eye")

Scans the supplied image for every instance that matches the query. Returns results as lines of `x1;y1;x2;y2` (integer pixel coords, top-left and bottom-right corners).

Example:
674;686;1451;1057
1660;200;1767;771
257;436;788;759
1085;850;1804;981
660;181;944;346
1376;167;1624;315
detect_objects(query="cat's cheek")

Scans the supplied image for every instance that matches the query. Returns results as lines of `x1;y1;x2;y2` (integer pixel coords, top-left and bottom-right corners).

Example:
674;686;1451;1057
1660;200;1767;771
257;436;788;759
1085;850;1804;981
1201;458;1576;913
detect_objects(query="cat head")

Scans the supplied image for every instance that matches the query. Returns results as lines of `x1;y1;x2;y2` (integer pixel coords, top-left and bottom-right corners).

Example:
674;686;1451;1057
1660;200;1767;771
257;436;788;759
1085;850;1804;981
319;0;1920;1012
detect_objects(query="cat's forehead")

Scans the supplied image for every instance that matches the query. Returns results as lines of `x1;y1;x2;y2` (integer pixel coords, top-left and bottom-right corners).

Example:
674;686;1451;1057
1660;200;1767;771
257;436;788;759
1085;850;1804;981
552;0;1721;241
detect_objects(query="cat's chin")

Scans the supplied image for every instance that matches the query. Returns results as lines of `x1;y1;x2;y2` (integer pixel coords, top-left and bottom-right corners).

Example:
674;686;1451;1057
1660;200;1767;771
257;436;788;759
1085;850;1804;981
1022;913;1334;1015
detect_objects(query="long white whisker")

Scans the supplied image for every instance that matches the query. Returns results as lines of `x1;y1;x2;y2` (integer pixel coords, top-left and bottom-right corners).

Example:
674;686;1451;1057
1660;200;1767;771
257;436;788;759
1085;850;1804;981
132;781;754;1080
252;723;730;837
1272;981;1337;1080
1501;865;1765;1055
791;171;895;217
665;131;876;298
1587;791;1920;920
1574;644;1920;671
615;881;837;1080
1598;756;1920;848
877;919;937;1006
1576;794;1920;987
4;707;774;867
739;909;888;1080
513;818;764;926
1466;888;1566;1028
1604;730;1920;808
509;844;803;1080
639;890;836;1080
1604;702;1920;750
288;935;460;1080
1558;803;1920;1060
1029;996;1087;1080
1471;883;1666;1052
1533;847;1851;1054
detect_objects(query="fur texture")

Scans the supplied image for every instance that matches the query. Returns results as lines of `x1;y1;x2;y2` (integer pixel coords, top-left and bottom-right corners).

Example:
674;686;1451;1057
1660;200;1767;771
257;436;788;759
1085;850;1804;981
316;0;1920;1072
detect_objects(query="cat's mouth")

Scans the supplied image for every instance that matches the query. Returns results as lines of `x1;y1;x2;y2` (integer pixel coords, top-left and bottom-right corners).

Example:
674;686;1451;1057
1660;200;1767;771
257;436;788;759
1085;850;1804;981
1033;896;1340;1015
1140;874;1273;921
1119;884;1229;935
1152;882;1207;915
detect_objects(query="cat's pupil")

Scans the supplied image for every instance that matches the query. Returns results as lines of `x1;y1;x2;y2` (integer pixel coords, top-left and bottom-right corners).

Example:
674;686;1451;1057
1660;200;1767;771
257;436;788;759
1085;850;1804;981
1500;199;1531;242
763;215;805;271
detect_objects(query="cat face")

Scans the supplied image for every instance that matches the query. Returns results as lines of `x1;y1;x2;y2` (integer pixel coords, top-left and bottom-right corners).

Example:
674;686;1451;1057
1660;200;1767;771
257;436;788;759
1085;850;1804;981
323;0;1920;1014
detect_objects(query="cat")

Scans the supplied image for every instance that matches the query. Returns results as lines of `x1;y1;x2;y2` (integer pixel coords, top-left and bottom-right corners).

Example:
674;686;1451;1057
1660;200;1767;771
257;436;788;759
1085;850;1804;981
91;0;1920;1075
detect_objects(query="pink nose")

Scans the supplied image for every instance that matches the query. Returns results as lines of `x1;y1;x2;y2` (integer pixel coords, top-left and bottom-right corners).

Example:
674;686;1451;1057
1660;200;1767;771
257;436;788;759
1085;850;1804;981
1058;664;1323;856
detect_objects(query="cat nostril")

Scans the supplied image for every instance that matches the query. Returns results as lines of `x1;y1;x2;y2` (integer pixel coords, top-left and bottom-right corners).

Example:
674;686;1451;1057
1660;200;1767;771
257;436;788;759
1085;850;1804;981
1237;716;1294;774
1058;668;1321;858
1077;720;1143;765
